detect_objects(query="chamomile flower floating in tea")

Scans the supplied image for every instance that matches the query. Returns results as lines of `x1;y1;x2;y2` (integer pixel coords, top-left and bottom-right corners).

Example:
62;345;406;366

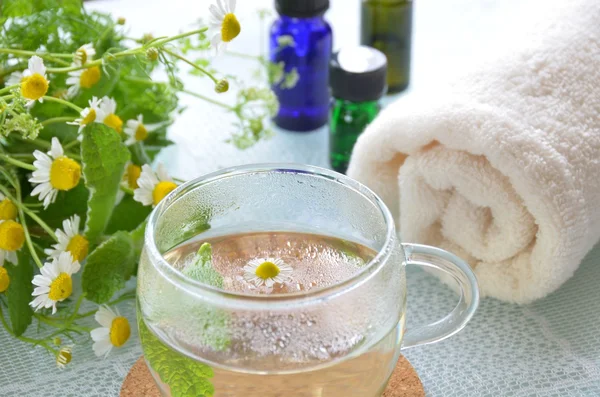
208;0;241;52
21;56;49;105
0;193;18;221
0;220;25;266
243;257;293;287
56;345;74;369
73;43;96;65
123;162;142;189
90;305;131;357
124;115;159;146
30;252;81;314
68;96;105;134
0;266;9;293
133;163;177;207
65;65;102;98
29;137;82;208
44;215;89;262
99;96;123;133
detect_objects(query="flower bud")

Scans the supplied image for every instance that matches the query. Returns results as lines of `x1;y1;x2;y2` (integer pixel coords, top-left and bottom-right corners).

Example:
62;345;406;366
146;48;159;62
214;79;229;93
117;17;126;25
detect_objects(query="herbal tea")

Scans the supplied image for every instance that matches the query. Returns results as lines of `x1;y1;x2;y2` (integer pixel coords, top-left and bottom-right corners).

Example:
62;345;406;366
138;231;404;397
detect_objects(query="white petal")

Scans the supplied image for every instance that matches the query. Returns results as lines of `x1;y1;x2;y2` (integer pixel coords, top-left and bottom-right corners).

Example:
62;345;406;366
33;286;50;295
95;305;116;328
32;275;51;287
133;188;153;206
155;163;172;182
5;250;17;265
49;137;64;158
229;0;236;13
91;326;110;342
28;55;46;75
209;4;224;20
92;339;113;357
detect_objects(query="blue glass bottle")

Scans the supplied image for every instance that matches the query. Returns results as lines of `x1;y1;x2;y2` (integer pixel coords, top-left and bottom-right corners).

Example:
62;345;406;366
270;0;332;132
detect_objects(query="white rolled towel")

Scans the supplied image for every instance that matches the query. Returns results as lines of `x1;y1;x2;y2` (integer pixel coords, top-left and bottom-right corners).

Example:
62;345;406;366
347;0;600;303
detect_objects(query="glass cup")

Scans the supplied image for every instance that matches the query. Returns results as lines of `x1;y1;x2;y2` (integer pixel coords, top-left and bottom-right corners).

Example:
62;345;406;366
137;164;479;397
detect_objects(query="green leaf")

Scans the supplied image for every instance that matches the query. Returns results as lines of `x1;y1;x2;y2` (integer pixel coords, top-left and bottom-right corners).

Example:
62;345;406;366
82;230;138;303
139;318;215;397
81;123;130;244
4;250;34;336
105;195;152;234
29;182;88;230
181;243;229;351
182;243;223;288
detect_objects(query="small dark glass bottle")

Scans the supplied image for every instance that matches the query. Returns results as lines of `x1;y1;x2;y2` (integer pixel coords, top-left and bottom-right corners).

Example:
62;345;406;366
329;46;387;174
361;0;412;93
270;0;332;132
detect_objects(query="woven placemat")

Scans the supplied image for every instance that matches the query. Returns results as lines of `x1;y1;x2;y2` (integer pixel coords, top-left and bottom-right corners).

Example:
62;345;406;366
121;355;424;396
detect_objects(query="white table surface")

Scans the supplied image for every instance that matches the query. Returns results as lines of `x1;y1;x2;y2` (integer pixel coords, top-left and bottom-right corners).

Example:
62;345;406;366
1;0;599;396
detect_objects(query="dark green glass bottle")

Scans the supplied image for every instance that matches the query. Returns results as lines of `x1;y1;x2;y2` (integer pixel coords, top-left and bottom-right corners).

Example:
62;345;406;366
329;46;387;174
361;0;412;93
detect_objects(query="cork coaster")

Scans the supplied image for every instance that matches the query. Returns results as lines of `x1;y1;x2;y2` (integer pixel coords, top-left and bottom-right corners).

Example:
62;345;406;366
121;355;424;396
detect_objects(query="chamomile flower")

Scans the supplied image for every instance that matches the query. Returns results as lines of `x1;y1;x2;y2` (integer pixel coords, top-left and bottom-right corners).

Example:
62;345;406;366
30;138;82;209
65;66;102;98
67;96;105;135
44;215;89;263
243;257;293;287
56;345;74;369
122;162;142;189
99;96;123;133
0;193;18;221
0;220;24;267
208;0;241;52
90;305;131;357
123;115;159;146
0;266;9;293
5;71;23;87
133;163;177;207
21;56;50;105
74;43;96;65
30;252;81;314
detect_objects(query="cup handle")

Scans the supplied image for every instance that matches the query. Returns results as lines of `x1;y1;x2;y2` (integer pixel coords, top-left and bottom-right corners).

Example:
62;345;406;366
401;243;480;349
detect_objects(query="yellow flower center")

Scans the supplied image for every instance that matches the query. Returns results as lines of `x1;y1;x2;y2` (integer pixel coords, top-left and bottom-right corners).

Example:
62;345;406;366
134;123;148;141
0;198;18;221
50;157;81;191
221;13;241;42
104;114;123;133
21;73;49;100
57;348;72;365
66;234;89;262
82;108;96;125
76;48;88;65
79;66;101;89
152;181;177;206
127;164;142;189
109;316;131;347
0;267;10;293
0;220;25;252
48;272;73;302
255;261;280;280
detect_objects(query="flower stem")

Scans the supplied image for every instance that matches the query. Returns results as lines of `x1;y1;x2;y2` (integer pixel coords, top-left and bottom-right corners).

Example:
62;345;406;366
41;116;76;126
41;96;82;112
0;48;73;65
226;50;262;61
181;89;232;109
63;140;80;150
162;48;218;84
14;179;44;268
76;290;136;319
18;202;58;241
0;84;19;95
151;28;208;47
0;154;36;171
46;48;142;73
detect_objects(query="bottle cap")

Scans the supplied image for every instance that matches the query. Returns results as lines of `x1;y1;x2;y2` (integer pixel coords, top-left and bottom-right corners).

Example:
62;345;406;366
329;46;388;102
275;0;330;18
